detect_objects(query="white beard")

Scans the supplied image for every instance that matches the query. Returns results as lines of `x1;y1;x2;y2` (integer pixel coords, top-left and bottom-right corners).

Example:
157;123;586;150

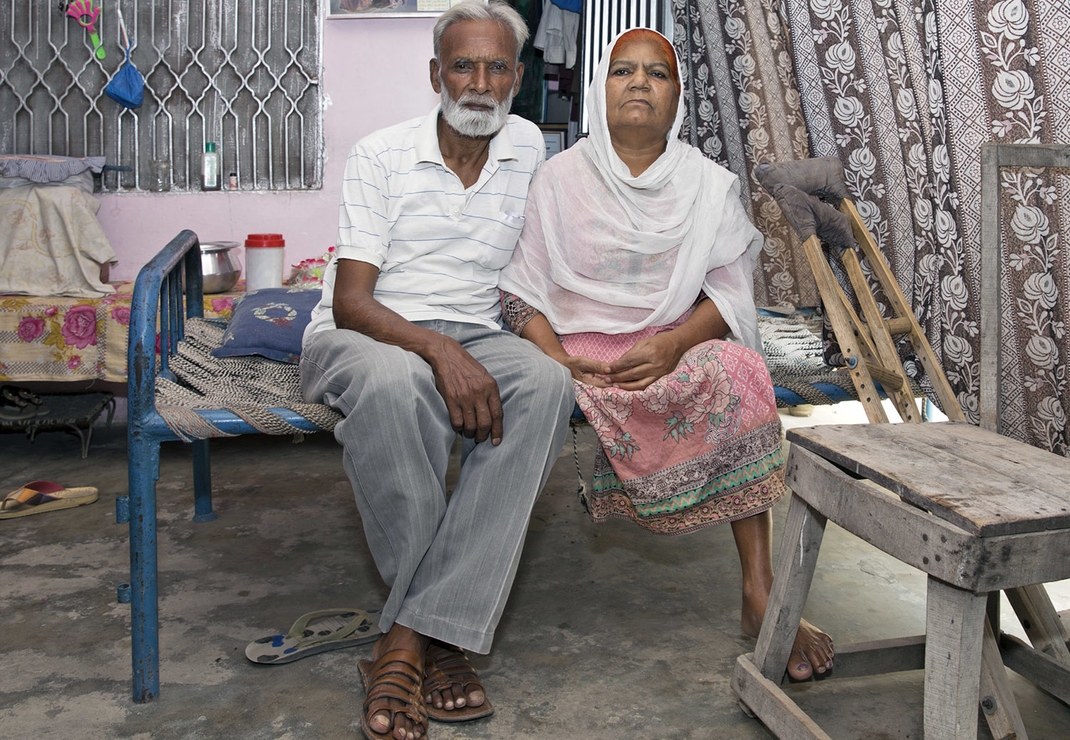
440;86;514;138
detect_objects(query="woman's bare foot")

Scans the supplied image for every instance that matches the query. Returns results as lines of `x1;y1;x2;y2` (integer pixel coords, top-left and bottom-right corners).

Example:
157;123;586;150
360;626;430;740
786;619;834;680
732;509;834;681
741;591;834;680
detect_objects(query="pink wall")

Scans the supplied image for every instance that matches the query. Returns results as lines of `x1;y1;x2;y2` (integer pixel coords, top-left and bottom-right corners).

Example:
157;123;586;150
99;19;441;282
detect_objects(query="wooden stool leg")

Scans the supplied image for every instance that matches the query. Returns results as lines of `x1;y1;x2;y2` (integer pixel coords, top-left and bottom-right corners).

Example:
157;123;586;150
754;493;828;681
980;616;1029;740
731;656;834;740
925;577;987;740
1001;583;1070;707
1006;584;1070;665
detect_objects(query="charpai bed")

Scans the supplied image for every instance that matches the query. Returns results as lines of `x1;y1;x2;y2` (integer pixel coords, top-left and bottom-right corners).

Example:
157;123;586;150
0;287;238;456
0;288;134;383
117;230;891;701
121;231;337;701
0;155;238;385
0;156;237;455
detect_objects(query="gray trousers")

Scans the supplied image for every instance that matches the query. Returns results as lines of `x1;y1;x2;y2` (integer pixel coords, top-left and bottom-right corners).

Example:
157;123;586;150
301;320;573;653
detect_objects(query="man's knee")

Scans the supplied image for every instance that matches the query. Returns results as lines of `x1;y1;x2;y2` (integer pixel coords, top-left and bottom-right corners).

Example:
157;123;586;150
517;352;574;418
302;329;436;408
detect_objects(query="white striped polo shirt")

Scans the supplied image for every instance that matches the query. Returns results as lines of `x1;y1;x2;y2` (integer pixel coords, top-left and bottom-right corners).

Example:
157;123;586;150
305;106;545;339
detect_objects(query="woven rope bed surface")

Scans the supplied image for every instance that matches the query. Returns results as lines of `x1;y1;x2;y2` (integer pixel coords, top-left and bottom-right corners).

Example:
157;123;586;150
759;310;860;407
758;310;925;407
154;319;342;442
154;312;882;442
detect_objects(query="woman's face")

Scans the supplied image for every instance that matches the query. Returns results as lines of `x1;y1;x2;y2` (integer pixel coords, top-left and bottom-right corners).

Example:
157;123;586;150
604;37;679;143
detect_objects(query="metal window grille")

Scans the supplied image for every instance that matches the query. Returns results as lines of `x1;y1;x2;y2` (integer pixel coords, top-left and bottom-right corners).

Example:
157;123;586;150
580;0;673;133
0;0;322;192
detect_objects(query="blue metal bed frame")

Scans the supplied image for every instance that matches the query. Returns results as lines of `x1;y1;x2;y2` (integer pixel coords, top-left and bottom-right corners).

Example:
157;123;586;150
119;230;326;702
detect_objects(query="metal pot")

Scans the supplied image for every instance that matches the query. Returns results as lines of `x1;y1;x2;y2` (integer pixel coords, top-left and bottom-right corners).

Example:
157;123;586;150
200;241;242;293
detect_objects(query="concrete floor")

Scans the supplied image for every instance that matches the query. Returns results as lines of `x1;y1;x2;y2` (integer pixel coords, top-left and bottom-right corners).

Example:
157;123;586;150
2;401;1070;739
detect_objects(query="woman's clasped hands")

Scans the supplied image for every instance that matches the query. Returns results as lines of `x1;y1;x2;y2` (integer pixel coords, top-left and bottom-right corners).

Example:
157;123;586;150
566;331;685;391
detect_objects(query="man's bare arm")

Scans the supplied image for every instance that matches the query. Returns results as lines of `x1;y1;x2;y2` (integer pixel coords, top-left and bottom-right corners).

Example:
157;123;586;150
333;258;504;445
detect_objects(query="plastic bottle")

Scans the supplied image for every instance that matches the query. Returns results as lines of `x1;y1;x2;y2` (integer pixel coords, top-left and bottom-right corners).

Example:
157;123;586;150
245;233;286;292
202;142;220;191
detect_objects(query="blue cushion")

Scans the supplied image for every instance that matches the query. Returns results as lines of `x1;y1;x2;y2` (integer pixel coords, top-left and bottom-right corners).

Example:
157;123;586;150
210;287;320;363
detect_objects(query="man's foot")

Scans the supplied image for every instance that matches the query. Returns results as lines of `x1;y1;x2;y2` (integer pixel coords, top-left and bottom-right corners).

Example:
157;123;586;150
742;597;834;681
359;629;429;740
422;641;494;722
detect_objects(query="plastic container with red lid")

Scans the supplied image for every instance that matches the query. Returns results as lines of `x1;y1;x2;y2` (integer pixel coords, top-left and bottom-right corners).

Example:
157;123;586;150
245;233;285;291
245;233;286;248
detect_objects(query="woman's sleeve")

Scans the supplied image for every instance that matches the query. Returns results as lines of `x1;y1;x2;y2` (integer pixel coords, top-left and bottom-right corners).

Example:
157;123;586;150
499;290;543;336
498;161;556;326
701;184;764;353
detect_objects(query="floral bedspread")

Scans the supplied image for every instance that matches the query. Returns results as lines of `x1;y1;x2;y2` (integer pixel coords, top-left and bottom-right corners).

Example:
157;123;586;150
0;282;240;382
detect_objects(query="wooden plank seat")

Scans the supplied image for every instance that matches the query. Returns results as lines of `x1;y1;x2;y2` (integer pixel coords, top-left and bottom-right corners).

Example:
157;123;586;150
119;230;339;702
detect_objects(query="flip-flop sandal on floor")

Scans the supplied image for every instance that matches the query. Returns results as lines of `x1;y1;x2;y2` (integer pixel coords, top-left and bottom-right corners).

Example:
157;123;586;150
358;648;429;740
245;608;381;665
0;401;39;421
2;386;43;406
0;481;98;519
0;386;47;419
422;642;494;722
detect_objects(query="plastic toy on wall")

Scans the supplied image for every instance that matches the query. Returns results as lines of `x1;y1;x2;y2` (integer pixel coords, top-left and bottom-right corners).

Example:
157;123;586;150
66;0;106;60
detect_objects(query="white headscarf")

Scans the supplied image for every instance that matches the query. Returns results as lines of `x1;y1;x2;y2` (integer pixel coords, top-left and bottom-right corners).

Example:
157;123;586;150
499;29;763;350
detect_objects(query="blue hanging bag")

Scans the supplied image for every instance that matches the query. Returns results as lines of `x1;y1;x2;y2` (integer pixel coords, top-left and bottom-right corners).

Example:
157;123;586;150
104;12;143;109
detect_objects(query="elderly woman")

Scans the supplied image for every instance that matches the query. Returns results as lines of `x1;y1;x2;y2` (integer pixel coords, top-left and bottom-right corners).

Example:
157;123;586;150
499;29;833;680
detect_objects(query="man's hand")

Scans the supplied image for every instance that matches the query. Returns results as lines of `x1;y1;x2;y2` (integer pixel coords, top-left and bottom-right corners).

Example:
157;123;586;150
334;259;504;444
604;332;684;391
425;335;504;445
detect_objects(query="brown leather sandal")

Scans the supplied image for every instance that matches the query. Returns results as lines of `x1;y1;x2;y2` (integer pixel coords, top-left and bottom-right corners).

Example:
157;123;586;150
422;642;494;722
358;648;429;740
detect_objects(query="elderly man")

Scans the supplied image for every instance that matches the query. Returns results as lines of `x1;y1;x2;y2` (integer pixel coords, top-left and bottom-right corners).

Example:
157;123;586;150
300;2;573;739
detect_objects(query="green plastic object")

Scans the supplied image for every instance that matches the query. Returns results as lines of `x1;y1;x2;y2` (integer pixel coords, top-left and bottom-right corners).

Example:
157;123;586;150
67;0;106;60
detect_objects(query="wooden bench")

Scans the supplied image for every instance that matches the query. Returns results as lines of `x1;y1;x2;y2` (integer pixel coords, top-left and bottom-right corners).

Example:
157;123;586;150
731;144;1070;739
733;422;1070;739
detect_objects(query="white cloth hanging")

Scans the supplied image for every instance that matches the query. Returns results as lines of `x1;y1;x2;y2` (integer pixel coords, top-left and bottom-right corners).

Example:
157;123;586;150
533;0;579;68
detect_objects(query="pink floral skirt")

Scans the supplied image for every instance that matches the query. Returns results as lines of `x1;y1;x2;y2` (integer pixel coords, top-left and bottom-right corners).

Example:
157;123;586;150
563;324;786;536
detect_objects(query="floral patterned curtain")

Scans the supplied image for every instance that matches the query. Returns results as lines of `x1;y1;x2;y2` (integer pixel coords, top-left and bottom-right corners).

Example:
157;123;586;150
672;0;1070;452
671;0;819;308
